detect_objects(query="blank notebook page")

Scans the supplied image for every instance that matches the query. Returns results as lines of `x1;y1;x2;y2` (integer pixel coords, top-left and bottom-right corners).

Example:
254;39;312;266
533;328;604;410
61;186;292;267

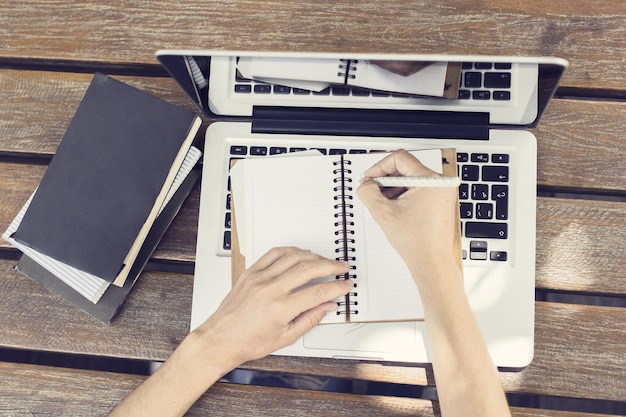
230;149;443;324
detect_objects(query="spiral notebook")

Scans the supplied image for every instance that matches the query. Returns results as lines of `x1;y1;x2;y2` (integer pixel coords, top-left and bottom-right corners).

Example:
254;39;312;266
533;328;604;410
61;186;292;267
230;149;461;324
237;57;461;98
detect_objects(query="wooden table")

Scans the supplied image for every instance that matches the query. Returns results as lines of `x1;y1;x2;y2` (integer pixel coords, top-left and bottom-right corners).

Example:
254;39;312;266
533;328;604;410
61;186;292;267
1;1;624;416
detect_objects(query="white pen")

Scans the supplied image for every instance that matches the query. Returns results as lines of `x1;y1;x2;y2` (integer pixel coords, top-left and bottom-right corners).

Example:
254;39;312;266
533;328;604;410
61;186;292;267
373;176;461;188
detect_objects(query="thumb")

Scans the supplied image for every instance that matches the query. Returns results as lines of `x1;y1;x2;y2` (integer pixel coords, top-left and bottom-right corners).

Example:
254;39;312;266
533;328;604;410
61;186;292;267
356;177;388;211
287;301;337;339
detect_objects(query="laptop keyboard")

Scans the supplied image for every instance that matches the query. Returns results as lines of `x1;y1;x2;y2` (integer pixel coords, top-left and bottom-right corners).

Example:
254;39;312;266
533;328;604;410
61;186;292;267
222;145;511;264
233;61;513;102
457;151;509;261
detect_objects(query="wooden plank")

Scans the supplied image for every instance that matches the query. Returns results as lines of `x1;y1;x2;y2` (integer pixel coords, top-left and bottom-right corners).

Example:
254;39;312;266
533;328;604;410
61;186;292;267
0;70;203;158
0;1;624;90
3;161;624;295
4;362;614;417
1;259;624;401
535;99;626;191
0;362;439;417
1;70;624;191
244;302;626;402
535;198;626;295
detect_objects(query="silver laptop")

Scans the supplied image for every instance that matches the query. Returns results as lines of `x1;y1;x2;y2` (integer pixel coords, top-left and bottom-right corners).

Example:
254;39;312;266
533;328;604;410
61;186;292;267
156;50;567;368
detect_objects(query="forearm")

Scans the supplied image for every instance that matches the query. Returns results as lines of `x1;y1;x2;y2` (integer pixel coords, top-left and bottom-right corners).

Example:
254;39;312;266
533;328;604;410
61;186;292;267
108;248;352;417
409;261;511;417
108;330;235;417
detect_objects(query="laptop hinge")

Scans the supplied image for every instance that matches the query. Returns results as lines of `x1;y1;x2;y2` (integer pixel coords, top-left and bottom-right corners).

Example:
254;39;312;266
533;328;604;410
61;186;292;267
251;106;491;140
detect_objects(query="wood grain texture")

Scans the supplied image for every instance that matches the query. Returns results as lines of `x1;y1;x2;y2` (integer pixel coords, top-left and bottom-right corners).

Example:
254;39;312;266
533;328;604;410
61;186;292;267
1;259;624;401
0;362;438;417
0;0;624;90
534;99;626;191
3;362;614;417
0;70;205;157
1;70;625;191
3;161;624;295
535;198;626;294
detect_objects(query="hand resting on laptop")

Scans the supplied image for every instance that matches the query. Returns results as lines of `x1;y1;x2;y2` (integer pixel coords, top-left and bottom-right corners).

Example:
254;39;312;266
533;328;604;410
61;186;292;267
108;150;510;417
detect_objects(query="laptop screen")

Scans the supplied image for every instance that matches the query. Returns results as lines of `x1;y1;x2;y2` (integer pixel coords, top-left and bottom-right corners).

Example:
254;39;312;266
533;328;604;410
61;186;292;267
156;50;567;129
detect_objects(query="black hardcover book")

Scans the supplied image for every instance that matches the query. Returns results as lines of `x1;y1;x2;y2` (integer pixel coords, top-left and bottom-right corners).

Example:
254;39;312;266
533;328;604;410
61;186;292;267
16;170;200;324
11;73;201;286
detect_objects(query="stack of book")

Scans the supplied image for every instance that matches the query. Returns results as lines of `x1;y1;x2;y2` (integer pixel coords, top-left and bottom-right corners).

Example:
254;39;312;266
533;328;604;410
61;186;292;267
2;73;202;323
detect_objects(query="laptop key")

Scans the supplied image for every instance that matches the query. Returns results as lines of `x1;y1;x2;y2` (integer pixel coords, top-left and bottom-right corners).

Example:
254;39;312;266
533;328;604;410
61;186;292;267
313;87;331;95
332;86;351;96
494;62;512;70
465;222;507;239
471;153;489;163
270;147;288;155
250;146;268;156
234;84;252;93
230;145;247;155
223;231;232;250
273;85;291;94
464;72;482;88
493;91;511;101
473;90;491;100
490;251;508;261
492;153;510;163
471;184;489;200
492;185;509;220
254;84;272;94
293;88;311;95
459;183;469;200
458;89;471;99
460;202;473;218
482;166;509;182
476;203;494;219
462;165;479;181
484;72;512;89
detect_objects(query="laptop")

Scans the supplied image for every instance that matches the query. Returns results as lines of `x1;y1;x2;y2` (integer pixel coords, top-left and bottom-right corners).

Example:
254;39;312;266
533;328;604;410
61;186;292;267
156;50;567;368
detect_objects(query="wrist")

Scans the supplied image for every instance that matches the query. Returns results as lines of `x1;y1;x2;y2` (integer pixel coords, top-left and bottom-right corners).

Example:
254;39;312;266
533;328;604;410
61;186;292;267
406;252;464;294
187;325;240;382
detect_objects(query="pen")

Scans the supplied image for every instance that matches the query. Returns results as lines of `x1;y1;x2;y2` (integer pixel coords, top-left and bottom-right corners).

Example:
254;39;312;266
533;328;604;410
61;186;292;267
373;176;461;188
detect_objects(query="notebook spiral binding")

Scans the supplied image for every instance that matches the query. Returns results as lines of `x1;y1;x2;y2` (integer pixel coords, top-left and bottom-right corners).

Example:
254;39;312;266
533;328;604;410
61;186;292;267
337;59;358;83
332;156;358;317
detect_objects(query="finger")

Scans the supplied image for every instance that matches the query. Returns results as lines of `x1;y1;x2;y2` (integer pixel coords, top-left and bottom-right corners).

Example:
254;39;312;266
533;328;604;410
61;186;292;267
356;177;393;209
248;246;310;272
276;255;351;292
286;301;339;340
370;60;430;77
286;278;353;319
260;250;343;289
364;149;439;179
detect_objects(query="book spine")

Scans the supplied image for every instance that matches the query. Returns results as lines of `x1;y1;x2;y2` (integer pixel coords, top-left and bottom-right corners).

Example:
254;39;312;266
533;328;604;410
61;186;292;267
337;59;358;85
332;155;358;320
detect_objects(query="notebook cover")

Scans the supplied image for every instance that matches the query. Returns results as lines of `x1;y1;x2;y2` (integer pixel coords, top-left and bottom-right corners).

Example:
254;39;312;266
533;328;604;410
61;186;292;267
12;73;199;282
16;170;200;324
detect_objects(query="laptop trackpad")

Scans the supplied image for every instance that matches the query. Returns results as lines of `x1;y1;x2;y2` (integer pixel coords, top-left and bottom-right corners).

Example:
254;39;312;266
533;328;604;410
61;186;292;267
303;321;425;360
